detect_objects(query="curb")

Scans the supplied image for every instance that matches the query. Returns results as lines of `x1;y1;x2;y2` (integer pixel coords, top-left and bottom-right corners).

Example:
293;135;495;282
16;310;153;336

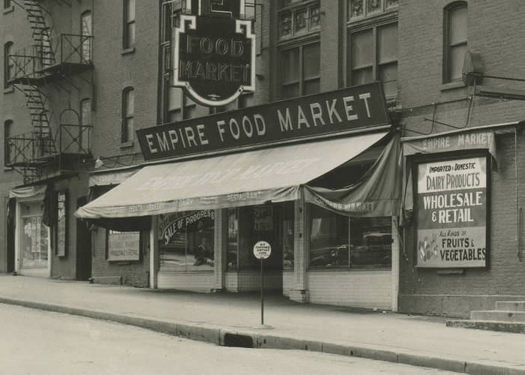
1;297;524;375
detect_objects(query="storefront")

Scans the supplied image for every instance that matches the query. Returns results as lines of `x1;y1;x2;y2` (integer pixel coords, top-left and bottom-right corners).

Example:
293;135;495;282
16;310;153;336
399;122;525;317
77;83;403;310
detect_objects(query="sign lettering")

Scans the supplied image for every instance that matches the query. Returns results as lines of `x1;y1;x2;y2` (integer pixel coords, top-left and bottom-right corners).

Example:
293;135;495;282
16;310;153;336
138;83;390;161
416;157;488;268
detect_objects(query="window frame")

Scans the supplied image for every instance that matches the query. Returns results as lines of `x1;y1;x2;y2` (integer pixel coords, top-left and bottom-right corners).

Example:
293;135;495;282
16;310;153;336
80;10;93;63
346;15;398;99
4;119;12;166
121;87;134;144
79;98;92;152
278;38;321;100
4;41;14;89
123;0;136;50
443;1;468;84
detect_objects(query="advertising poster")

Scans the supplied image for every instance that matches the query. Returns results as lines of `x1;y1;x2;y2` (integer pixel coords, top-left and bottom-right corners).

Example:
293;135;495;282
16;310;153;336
417;156;487;268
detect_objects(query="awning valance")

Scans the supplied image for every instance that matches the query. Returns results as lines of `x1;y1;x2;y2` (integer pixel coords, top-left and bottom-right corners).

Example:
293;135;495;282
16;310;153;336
76;132;388;219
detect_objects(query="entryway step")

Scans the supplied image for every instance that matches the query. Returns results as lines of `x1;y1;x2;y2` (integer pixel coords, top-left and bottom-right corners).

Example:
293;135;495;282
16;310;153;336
496;301;525;311
446;319;525;334
470;310;525;322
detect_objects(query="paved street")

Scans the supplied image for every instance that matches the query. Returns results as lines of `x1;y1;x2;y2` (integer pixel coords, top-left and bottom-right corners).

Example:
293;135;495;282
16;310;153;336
0;304;459;375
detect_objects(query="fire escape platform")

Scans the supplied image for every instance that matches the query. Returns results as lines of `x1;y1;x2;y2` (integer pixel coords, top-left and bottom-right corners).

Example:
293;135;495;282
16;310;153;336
8;62;93;85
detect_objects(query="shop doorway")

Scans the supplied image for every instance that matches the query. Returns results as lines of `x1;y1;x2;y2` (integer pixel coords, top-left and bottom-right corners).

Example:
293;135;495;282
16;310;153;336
76;196;92;280
17;201;50;278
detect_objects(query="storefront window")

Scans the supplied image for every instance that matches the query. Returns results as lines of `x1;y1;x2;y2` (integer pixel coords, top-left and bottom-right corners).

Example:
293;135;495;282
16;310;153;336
309;205;392;269
21;216;49;270
227;208;239;270
158;210;215;272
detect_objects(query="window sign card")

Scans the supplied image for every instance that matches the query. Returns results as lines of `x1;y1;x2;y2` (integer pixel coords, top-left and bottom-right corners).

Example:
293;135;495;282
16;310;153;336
416;156;487;268
107;230;140;262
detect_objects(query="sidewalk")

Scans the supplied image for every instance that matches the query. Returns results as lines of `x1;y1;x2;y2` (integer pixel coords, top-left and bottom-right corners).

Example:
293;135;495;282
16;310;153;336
0;275;524;375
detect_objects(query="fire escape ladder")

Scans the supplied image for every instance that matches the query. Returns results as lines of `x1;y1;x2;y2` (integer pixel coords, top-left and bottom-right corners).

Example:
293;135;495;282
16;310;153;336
23;0;56;67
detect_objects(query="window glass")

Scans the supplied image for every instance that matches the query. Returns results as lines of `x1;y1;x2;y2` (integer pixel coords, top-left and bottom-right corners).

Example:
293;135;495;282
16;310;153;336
122;88;134;143
445;3;467;82
378;23;397;64
449;44;467;81
303;43;320;79
159;210;215;272
449;5;467;45
227;208;238;270
4;0;12;9
309;205;392;269
81;11;92;62
281;48;300;83
124;0;136;48
4;42;14;88
4;120;12;166
309;205;349;268
349;217;391;268
80;99;91;152
351;29;373;70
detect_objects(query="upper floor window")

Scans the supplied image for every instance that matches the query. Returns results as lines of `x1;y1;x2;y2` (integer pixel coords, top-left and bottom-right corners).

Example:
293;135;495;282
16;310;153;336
4;42;14;88
3;0;11;9
444;2;467;83
278;0;320;40
81;11;93;62
121;87;134;143
123;0;136;49
80;98;91;151
4;120;12;166
347;21;398;98
280;41;320;99
348;0;398;21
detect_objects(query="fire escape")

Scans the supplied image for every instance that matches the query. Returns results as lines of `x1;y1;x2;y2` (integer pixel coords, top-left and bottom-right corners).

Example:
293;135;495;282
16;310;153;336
6;0;93;184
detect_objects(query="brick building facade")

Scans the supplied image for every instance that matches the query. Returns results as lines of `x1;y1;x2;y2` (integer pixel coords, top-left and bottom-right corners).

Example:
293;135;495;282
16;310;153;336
2;0;525;317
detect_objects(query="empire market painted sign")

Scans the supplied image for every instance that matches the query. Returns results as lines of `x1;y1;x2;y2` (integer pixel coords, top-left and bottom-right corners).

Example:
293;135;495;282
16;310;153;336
173;0;255;106
416;156;488;268
137;82;390;161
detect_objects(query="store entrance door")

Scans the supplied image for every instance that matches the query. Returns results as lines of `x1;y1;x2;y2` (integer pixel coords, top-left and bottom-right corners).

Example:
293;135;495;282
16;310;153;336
18;203;50;278
76;197;92;280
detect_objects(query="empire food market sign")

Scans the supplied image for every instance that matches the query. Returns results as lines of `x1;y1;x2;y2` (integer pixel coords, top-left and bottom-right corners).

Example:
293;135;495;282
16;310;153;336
416;156;488;268
138;82;390;161
173;0;255;106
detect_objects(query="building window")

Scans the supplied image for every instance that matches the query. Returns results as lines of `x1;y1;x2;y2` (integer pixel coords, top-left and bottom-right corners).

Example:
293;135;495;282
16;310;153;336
348;0;398;20
4;42;14;88
309;205;392;269
123;0;136;49
121;87;134;143
4;119;12;166
347;22;398;97
278;1;320;40
279;41;320;99
80;98;91;152
81;11;92;62
4;0;11;9
227;208;239;270
444;2;467;83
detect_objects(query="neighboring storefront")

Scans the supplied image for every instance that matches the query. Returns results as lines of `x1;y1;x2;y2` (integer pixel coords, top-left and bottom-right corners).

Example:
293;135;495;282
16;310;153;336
399;123;525;317
77;83;403;310
8;172;91;280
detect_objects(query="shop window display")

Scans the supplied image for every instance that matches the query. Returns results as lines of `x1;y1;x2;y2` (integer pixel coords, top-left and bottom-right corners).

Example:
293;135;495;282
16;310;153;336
309;205;391;269
159;210;215;272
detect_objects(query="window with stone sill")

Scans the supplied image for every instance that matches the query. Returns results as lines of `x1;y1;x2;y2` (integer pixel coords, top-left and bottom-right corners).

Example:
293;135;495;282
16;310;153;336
348;0;398;21
278;0;320;40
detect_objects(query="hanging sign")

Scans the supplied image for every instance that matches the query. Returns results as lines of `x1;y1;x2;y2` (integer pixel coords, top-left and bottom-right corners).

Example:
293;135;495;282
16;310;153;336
173;0;255;106
416;156;488;268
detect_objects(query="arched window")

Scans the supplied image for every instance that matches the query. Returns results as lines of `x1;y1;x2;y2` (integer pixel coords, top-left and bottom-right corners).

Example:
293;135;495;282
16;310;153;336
4;119;13;166
4;42;14;88
81;10;93;62
121;87;134;143
444;2;467;83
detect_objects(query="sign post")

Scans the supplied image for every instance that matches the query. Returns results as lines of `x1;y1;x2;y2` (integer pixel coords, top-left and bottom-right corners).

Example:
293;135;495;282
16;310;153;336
253;240;271;326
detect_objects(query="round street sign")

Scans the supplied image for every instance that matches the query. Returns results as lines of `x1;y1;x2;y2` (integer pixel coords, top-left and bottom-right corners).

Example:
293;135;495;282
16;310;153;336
253;241;272;260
